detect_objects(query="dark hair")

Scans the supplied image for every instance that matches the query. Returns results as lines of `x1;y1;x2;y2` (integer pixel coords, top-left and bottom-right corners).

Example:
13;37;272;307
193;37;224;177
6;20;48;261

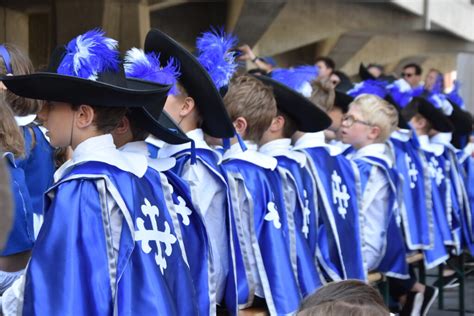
403;63;422;75
367;63;384;73
71;104;127;134
314;56;336;71
278;110;298;138
297;280;389;316
127;111;150;141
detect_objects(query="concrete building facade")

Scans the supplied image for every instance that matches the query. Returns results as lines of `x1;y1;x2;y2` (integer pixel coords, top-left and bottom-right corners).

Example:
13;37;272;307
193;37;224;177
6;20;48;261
1;0;473;111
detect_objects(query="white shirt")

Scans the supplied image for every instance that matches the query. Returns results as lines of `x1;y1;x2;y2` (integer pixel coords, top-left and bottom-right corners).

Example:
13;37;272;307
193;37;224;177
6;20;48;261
158;128;228;303
259;138;306;168
350;143;392;272
293;132;343;156
145;135;166;151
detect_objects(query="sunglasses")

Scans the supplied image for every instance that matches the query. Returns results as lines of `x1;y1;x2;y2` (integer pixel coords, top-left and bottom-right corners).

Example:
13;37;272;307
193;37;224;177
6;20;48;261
402;72;415;78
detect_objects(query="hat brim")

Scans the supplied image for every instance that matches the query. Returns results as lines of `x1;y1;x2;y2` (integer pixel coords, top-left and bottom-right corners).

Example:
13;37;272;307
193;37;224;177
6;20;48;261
407;97;453;133
359;63;376;81
446;99;473;135
334;91;353;113
144;28;234;138
384;94;410;129
254;75;332;132
1;73;170;108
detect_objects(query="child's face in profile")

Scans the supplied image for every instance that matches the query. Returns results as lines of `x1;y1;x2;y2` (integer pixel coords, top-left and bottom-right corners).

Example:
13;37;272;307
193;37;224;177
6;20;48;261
38;101;75;148
340;105;373;149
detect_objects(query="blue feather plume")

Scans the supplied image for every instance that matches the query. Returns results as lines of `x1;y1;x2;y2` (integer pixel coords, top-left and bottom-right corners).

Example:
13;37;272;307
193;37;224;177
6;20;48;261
347;79;388;98
196;27;238;89
270;65;319;97
124;48;181;95
446;80;464;108
386;78;414;108
57;29;119;80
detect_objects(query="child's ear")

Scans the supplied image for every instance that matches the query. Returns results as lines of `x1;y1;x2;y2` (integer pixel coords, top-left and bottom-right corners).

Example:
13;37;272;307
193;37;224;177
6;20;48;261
180;96;196;117
368;125;381;141
75;104;95;129
270;115;285;132
233;117;248;136
113;116;130;135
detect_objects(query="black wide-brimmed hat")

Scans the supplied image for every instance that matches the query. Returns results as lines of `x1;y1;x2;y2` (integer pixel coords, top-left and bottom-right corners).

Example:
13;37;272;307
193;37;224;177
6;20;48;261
144;28;234;138
334;91;353;113
402;97;453;132
254;74;332;132
359;63;376;81
384;94;410;130
1;34;171;109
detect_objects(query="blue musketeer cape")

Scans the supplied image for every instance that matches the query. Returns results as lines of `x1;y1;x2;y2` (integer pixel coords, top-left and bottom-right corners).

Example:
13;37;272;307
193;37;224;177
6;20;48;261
1;153;35;257
23;161;198;315
296;145;366;281
223;149;301;315
269;156;322;298
389;132;434;250
354;155;409;279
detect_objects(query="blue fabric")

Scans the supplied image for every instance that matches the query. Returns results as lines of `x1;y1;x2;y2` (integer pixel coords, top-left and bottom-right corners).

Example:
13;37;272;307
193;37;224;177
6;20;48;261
147;142;160;159
0;156;35;256
390;137;432;249
16;125;55;218
354;156;408;278
223;159;301;315
24;161;198;315
301;147;365;281
272;158;322;297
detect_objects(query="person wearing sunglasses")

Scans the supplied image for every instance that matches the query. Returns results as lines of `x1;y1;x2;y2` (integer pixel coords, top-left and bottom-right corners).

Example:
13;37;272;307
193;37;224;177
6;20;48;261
401;63;423;89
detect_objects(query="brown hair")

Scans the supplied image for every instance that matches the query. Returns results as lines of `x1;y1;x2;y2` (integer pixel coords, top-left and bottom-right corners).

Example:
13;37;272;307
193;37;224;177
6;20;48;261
309;78;335;112
0;97;25;157
0;43;42;115
71;104;127;134
224;75;277;143
298;280;389;316
278;110;298;138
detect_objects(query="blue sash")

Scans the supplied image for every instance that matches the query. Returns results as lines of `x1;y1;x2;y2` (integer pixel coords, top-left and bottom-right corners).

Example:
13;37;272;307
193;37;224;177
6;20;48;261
301;147;365;281
355;156;409;279
223;159;301;315
389;137;433;250
24;162;197;315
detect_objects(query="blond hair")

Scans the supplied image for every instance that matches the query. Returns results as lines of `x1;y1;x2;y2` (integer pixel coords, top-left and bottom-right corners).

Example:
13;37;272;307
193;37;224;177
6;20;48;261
309;78;335;112
224;75;277;143
350;94;398;142
0;43;42;115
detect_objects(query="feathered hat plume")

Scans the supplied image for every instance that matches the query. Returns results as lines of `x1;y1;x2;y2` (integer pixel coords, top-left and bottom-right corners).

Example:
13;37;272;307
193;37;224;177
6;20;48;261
57;29;119;81
196;27;238;89
446;80;465;108
270;65;319;97
124;47;181;95
347;79;388;99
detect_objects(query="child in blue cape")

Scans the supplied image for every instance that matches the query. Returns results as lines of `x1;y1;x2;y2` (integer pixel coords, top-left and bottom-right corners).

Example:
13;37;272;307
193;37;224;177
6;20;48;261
0;99;34;296
0;44;55;238
221;75;301;315
1;29;196;315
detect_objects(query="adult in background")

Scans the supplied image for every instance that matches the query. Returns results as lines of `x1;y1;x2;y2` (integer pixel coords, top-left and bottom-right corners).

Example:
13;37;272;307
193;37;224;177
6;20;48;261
314;56;335;80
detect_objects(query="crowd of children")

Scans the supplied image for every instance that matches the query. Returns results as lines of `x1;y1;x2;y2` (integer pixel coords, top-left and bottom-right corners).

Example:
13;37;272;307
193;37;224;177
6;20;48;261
0;26;472;316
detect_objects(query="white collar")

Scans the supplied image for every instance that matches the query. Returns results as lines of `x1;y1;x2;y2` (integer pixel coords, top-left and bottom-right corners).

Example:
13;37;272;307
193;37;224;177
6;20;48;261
418;135;443;156
352;143;393;167
157;128;220;162
390;129;412;142
145;135;166;149
14;114;36;127
223;141;277;170
430;132;452;146
293;132;342;156
259;138;306;167
54;134;148;182
120;141;176;172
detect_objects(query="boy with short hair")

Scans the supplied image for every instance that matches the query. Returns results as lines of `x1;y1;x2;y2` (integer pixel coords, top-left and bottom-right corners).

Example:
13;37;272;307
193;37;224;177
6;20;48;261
1;30;197;315
340;94;407;277
222;75;301;314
